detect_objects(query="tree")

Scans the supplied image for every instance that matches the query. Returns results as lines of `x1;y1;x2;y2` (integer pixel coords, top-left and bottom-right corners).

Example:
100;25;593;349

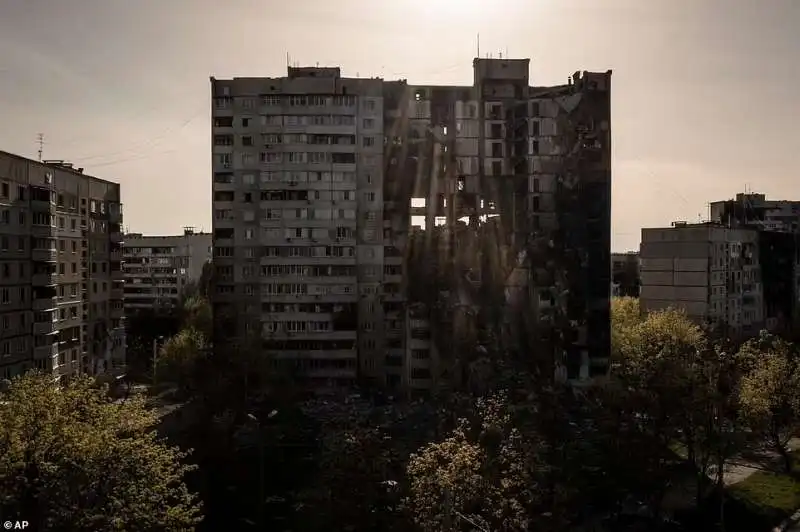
613;306;752;530
181;295;212;340
0;373;202;531
157;327;208;393
738;331;800;472
406;392;544;532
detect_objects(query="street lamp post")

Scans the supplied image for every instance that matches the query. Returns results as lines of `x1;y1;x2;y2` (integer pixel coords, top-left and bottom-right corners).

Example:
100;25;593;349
247;410;277;529
152;335;164;388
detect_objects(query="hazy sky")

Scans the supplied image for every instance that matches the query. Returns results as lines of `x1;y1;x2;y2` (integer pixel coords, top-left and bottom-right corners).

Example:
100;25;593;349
0;0;798;251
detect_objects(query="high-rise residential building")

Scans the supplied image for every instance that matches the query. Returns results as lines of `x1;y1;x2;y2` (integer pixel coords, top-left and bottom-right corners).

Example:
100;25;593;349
0;151;125;382
639;221;800;336
122;228;212;313
711;193;800;233
210;59;612;393
640;223;763;336
710;192;800;329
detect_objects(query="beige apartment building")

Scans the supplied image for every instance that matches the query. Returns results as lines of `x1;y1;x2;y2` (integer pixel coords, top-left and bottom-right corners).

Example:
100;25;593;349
123;228;212;313
640;222;763;336
0;151;125;382
210;58;612;393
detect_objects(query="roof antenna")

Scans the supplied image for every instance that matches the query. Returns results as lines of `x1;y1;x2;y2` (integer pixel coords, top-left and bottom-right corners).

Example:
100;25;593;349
37;133;44;162
477;33;480;58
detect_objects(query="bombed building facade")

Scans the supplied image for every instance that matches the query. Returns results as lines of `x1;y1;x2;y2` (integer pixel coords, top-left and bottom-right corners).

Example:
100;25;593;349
210;58;612;394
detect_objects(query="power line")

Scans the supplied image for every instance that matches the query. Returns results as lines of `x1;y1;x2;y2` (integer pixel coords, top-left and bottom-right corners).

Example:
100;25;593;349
76;101;208;171
70;96;208;164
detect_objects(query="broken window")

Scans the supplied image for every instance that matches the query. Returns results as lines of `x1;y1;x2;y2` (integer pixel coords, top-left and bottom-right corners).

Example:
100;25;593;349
491;143;503;158
491;161;502;176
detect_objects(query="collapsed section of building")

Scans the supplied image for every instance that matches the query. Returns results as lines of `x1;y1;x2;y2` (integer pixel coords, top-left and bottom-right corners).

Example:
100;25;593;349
210;58;612;395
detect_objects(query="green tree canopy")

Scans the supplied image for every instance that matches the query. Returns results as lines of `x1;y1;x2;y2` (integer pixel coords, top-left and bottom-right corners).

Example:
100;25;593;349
157;327;208;393
738;331;800;472
181;295;212;339
0;373;202;531
406;392;544;532
611;296;642;359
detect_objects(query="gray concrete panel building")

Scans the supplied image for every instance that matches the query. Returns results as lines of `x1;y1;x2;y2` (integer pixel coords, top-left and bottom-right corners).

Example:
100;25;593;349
123;228;212;313
0;151;125;382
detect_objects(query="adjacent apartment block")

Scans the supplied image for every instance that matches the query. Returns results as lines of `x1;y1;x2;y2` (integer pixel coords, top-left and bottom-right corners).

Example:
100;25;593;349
612;251;640;297
0;151;125;382
711;193;800;233
210;59;612;392
123;227;212;313
639;221;800;336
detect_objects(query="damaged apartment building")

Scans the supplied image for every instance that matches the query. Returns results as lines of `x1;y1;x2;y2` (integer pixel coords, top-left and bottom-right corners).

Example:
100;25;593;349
210;58;612;394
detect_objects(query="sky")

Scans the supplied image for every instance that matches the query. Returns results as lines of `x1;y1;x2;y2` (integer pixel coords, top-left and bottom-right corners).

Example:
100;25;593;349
0;0;798;252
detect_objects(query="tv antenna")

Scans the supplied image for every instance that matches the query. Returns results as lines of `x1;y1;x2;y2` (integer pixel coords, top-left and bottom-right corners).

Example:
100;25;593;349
37;133;44;161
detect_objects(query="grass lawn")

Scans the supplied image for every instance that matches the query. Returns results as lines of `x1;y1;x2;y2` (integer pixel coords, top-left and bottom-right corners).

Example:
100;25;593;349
727;459;800;527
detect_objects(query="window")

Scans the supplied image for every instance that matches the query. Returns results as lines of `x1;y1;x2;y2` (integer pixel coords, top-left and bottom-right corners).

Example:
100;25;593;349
362;136;375;147
363;118;375;129
242;173;255;185
364;192;376;202
241;117;251;127
242;136;253;146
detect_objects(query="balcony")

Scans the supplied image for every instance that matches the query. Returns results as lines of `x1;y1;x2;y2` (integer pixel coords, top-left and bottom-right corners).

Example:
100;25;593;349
31;224;55;238
32;248;58;262
34;343;58;359
32;296;57;311
31;199;55;212
33;320;57;336
32;272;58;286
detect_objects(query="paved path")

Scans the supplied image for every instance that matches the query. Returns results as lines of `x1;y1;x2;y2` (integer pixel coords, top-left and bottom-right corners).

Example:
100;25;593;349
718;438;800;486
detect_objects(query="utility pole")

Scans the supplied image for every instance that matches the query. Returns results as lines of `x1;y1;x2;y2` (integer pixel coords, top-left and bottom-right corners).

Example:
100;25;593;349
152;335;163;388
247;413;265;529
37;133;44;162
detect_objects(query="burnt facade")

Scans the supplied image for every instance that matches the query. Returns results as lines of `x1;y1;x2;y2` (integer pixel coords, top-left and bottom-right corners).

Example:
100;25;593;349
211;59;612;395
385;60;613;388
